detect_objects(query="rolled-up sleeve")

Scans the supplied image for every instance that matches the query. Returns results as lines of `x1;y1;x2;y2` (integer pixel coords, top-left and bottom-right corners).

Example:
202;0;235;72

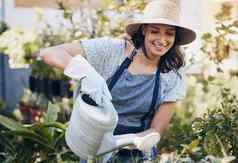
80;37;124;79
160;68;186;103
81;37;112;58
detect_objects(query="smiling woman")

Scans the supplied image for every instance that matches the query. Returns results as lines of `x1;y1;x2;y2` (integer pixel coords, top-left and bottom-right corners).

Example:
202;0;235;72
130;24;184;73
143;24;176;57
38;0;197;162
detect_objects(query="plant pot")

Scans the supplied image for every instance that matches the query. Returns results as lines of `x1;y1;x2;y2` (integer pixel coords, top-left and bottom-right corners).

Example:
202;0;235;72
52;80;61;97
29;77;73;98
34;78;44;94
44;79;53;98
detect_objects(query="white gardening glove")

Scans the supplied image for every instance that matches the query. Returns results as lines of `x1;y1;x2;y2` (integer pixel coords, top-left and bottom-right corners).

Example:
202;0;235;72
96;129;160;156
64;55;112;106
122;129;160;162
133;129;160;153
116;129;160;153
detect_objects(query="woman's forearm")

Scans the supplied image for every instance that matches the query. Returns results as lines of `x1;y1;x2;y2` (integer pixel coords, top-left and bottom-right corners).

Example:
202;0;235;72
132;103;175;151
39;47;72;70
39;42;85;70
150;102;176;136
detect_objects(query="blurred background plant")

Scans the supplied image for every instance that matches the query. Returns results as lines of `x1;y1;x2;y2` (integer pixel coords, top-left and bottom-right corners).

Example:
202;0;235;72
201;3;238;64
158;87;238;162
0;102;79;163
157;2;238;162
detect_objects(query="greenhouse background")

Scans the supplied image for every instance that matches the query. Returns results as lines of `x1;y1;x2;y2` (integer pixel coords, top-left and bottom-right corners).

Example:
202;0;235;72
0;0;238;162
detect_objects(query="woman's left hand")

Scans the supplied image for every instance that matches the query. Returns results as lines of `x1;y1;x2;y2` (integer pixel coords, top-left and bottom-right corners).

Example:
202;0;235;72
134;129;160;152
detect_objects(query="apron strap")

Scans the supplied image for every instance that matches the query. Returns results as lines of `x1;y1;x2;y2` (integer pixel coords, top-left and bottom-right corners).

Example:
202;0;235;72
108;48;137;91
140;68;160;129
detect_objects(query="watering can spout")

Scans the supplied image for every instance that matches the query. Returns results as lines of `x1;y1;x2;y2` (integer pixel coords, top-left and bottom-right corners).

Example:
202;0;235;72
96;130;161;156
96;132;135;155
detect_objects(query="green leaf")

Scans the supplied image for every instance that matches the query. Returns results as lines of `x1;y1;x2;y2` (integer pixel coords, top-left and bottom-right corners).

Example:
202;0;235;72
0;115;56;151
0;115;29;132
43;122;66;131
0;132;16;153
53;132;65;148
201;33;212;41
4;130;55;151
63;9;73;20
28;122;66;132
25;122;66;151
26;123;53;143
23;42;40;55
45;102;59;123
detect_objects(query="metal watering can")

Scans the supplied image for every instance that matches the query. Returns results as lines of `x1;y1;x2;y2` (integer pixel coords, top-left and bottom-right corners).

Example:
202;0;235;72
65;93;135;160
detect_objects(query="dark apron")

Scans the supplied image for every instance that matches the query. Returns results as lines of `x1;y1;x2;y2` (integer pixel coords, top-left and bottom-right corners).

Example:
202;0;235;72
107;48;161;134
106;48;160;161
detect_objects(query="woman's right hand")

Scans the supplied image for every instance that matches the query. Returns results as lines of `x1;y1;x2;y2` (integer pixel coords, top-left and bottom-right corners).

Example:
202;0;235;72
64;55;112;106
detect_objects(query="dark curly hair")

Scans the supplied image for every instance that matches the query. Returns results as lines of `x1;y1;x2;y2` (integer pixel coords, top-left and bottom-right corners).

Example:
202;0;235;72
130;25;185;73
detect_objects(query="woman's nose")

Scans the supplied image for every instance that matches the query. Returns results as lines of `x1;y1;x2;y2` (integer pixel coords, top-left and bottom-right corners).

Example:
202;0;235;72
156;37;169;46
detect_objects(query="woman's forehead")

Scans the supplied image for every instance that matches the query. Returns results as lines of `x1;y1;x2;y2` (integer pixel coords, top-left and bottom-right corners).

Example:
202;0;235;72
146;24;175;30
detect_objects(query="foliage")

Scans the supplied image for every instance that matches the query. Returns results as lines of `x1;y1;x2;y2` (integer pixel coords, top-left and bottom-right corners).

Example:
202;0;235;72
201;3;238;64
192;88;238;159
157;3;238;162
0;28;41;68
31;60;67;80
18;89;72;123
158;4;238;160
157;87;237;162
158;113;195;153
0;102;78;163
158;152;235;163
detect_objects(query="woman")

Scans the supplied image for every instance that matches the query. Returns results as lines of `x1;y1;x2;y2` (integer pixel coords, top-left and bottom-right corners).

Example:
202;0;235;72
38;0;196;162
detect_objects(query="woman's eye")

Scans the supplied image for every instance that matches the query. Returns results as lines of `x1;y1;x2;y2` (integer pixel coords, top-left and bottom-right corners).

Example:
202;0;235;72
151;31;158;34
167;32;175;36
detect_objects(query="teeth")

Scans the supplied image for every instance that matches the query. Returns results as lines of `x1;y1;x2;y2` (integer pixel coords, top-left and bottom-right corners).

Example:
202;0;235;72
155;45;163;48
153;43;164;48
152;42;167;48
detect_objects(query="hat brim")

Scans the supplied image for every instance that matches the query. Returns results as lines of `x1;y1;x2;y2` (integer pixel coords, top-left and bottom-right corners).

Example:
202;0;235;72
125;18;196;45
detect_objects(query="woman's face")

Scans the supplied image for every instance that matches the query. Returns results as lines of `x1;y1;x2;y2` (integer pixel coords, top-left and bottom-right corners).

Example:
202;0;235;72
143;24;176;58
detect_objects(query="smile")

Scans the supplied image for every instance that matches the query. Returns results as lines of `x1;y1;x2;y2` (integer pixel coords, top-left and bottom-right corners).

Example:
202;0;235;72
151;41;169;50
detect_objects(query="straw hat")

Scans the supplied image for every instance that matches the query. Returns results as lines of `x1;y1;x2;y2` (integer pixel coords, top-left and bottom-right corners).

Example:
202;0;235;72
125;0;196;45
